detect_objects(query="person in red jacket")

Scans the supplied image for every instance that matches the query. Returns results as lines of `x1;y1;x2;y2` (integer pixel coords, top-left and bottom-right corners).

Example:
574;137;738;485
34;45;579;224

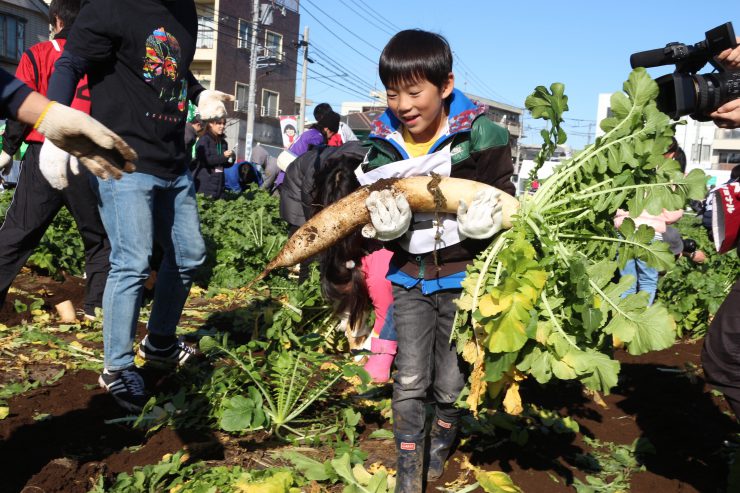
0;0;111;320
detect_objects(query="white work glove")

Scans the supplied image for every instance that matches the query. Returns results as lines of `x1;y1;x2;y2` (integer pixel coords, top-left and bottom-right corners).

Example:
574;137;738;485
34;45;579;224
35;102;137;185
197;90;235;120
457;189;504;239
39;140;81;190
0;151;12;176
362;189;412;241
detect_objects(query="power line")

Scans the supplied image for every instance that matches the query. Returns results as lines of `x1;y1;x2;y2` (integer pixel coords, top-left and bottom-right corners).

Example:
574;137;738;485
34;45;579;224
310;46;377;94
336;0;396;37
302;0;381;54
192;3;380;110
299;2;378;65
346;0;402;33
453;50;519;107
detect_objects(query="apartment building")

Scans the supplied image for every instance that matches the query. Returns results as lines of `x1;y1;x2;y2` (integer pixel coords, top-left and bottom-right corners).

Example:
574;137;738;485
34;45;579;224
0;0;49;74
193;0;300;158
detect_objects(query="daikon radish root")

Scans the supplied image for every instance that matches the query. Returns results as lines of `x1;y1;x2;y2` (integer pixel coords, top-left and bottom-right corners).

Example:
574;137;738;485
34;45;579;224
256;176;519;282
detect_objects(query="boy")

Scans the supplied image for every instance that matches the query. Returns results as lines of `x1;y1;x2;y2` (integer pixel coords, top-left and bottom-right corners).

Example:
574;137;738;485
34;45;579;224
358;30;514;490
0;0;110;321
43;0;233;412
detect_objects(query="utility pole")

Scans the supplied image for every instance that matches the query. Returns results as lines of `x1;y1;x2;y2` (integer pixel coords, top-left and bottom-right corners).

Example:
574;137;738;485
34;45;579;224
244;0;260;161
297;26;309;133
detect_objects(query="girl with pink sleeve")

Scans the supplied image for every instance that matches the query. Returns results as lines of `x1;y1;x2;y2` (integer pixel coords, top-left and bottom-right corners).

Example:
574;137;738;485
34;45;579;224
312;159;397;383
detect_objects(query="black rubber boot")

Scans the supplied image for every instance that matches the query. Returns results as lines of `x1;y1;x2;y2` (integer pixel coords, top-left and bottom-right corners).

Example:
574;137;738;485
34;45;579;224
395;433;425;493
426;418;458;481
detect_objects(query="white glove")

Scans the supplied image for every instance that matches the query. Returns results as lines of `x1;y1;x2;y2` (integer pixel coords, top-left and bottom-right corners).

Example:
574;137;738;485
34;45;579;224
362;189;412;241
35;102;137;182
197;90;235;121
39;140;81;190
0;151;12;176
457;189;504;239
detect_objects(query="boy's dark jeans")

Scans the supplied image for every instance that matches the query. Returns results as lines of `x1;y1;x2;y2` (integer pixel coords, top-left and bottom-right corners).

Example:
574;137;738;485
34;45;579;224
391;283;467;436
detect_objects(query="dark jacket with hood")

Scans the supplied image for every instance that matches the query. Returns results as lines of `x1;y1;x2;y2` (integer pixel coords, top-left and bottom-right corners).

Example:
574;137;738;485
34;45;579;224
194;131;230;198
280;140;367;227
361;89;515;279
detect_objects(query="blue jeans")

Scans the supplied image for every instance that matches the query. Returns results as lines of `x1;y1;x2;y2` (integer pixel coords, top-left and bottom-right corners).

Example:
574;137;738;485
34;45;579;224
620;259;659;305
93;171;205;371
378;304;398;341
391;284;467;436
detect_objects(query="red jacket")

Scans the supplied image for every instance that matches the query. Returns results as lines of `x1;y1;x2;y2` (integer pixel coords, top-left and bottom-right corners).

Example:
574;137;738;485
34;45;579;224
15;37;90;144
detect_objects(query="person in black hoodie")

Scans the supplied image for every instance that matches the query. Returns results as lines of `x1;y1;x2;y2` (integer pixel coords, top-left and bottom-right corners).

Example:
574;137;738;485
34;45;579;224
193;117;233;198
41;0;234;413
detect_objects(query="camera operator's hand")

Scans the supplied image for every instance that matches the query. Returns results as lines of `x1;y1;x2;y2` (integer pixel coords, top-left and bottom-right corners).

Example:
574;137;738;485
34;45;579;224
710;99;740;129
715;37;740;70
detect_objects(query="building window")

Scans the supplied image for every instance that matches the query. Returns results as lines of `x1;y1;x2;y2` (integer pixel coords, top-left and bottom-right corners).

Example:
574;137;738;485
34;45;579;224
264;30;283;61
261;89;279;117
238;19;251;49
196;16;214;49
718;151;740;165
0;14;26;62
235;82;249;112
197;78;211;90
691;144;711;163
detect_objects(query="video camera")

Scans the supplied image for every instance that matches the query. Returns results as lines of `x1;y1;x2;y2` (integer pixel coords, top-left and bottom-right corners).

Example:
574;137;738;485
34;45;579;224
630;22;740;121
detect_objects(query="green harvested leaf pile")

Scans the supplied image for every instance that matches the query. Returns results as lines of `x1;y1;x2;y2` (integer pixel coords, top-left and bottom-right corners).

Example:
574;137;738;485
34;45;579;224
454;68;707;413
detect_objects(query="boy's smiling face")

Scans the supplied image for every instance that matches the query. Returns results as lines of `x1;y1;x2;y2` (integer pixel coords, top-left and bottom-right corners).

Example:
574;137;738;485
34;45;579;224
385;72;454;144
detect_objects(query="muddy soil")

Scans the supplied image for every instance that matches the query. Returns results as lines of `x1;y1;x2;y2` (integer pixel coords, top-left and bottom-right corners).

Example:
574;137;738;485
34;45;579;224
1;272;738;492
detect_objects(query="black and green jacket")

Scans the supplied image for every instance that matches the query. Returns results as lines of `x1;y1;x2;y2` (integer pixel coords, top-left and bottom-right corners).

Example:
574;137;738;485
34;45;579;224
361;89;515;278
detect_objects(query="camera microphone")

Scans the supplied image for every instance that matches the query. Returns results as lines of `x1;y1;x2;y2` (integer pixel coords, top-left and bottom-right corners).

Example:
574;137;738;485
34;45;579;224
630;48;677;69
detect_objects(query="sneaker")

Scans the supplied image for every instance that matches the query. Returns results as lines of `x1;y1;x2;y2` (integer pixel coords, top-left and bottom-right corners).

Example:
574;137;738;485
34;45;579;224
137;335;200;367
98;368;148;413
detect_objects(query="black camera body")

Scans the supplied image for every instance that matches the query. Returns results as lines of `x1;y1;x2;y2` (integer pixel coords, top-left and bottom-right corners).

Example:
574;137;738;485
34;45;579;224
630;22;740;120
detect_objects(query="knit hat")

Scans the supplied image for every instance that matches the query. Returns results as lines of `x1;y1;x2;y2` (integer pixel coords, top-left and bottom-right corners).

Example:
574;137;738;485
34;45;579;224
317;111;340;133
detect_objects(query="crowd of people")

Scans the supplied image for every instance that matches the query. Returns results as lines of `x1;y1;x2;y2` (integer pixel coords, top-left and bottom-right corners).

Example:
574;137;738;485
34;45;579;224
1;1;740;490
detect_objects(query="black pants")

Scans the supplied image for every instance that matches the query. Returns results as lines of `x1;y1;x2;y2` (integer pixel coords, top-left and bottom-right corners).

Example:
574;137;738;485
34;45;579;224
702;276;740;419
0;143;110;316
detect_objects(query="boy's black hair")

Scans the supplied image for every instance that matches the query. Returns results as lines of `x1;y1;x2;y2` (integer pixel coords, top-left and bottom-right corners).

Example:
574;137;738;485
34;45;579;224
379;29;453;89
48;0;82;28
313;103;333;122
